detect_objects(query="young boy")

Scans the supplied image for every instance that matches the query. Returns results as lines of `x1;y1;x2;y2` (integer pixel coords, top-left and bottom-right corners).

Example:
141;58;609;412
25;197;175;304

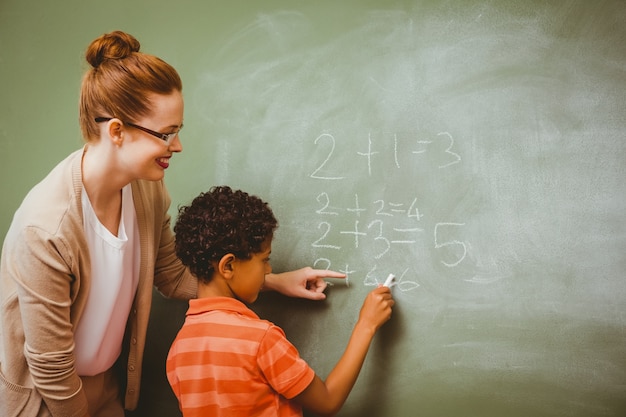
167;186;394;417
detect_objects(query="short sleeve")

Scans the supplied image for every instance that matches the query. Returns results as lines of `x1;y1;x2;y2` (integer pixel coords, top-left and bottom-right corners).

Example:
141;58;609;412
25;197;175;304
257;324;315;400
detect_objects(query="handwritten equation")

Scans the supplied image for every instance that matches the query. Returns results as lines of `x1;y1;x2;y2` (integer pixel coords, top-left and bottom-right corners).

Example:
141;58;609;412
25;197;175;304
310;131;461;180
307;131;470;292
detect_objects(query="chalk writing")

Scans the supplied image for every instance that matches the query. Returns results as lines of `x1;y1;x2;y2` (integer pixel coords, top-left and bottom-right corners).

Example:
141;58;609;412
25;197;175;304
314;195;425;246
394;269;420;292
434;222;467;267
346;194;366;217
310;133;345;180
313;258;332;270
412;131;461;168
308;130;470;290
316;262;419;293
311;221;341;250
356;133;379;176
311;131;461;180
316;192;339;216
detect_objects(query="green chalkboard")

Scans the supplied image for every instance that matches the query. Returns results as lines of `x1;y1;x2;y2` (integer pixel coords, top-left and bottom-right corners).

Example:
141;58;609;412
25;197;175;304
1;1;625;416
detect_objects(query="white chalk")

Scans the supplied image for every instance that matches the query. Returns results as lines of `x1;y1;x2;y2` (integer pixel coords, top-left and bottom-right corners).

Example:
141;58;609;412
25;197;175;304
382;273;395;288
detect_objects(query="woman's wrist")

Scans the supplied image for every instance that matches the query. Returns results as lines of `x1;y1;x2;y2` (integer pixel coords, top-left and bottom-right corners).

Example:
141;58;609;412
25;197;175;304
263;273;279;291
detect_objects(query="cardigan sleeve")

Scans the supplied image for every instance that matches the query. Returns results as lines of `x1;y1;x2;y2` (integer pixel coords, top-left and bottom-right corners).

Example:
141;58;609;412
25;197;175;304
10;225;88;417
140;179;197;300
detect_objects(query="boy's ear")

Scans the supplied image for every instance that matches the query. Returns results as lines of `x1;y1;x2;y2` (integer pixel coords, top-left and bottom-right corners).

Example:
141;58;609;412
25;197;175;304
217;254;236;278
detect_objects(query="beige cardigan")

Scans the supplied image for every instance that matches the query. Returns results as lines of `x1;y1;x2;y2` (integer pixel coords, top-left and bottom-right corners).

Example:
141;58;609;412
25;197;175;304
0;148;197;417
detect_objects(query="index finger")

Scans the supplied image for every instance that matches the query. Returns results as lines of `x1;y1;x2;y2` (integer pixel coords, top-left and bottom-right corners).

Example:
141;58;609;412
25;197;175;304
308;269;346;280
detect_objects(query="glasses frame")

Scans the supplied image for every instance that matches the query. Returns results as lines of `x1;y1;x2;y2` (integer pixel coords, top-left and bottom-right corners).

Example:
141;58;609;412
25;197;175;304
95;117;182;145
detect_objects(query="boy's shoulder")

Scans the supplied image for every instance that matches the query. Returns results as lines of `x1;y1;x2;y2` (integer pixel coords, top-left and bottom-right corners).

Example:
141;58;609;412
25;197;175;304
189;297;279;332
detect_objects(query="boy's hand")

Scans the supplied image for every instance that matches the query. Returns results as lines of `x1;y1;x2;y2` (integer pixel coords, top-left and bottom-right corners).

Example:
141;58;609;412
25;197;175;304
358;286;395;332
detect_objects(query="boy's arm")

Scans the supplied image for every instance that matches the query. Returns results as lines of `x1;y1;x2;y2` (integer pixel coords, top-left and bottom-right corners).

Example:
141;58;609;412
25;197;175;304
293;286;394;416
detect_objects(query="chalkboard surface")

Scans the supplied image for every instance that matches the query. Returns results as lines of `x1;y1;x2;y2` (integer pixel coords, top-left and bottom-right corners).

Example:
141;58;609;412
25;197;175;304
1;1;625;416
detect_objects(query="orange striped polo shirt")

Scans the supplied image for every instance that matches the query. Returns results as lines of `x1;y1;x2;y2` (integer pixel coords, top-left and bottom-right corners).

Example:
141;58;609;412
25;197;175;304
166;297;315;417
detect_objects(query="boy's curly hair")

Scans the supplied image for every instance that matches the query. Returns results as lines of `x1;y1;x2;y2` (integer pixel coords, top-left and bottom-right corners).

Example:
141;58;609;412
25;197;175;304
174;186;278;283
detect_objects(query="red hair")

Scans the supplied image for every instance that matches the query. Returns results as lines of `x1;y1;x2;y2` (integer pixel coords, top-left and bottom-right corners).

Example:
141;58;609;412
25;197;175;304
79;31;182;141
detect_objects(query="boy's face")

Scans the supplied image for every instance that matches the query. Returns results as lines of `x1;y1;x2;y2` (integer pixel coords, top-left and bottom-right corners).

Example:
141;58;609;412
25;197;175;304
230;240;272;304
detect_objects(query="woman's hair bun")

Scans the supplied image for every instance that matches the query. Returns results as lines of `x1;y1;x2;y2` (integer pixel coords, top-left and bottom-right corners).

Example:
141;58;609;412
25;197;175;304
86;31;141;68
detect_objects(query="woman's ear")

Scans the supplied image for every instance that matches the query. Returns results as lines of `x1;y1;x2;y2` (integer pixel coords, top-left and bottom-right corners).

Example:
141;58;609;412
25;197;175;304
217;254;236;279
107;118;124;146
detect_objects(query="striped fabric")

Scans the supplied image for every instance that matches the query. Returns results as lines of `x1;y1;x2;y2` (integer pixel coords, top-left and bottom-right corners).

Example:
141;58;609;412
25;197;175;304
167;297;315;417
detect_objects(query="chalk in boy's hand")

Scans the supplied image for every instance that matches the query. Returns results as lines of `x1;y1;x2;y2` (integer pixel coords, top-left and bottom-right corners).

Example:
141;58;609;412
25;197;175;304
382;273;396;288
358;285;395;333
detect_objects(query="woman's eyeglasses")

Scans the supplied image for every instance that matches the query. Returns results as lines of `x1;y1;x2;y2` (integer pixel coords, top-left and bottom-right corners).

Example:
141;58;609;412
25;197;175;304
95;117;182;145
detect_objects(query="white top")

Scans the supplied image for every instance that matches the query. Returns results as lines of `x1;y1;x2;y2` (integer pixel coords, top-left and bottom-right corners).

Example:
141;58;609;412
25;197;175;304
74;184;140;376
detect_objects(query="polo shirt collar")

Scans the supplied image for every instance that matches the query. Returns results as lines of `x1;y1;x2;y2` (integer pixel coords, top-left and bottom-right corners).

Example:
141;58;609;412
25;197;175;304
187;296;259;320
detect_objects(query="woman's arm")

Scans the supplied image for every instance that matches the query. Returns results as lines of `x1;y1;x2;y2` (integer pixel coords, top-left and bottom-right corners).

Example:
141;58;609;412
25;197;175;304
9;226;89;417
263;267;346;300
